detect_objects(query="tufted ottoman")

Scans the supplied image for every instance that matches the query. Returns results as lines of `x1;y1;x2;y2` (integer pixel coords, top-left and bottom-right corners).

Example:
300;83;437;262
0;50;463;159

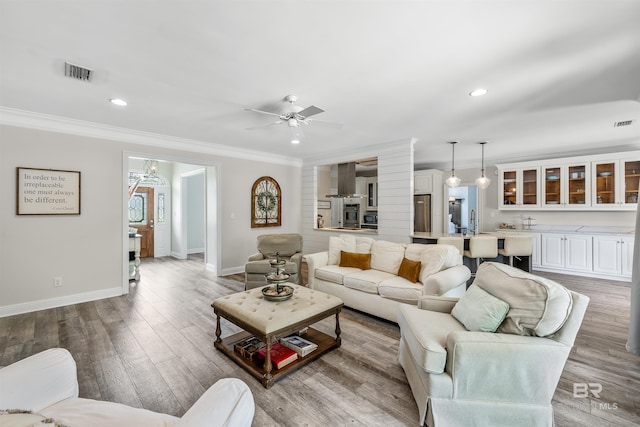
212;284;343;388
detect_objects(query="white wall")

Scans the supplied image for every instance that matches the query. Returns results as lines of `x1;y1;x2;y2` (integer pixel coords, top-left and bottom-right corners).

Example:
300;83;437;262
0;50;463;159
186;171;205;253
0;124;302;316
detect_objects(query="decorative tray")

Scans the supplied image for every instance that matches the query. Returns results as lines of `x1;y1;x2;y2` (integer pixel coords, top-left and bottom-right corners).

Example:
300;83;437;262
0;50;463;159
262;285;294;301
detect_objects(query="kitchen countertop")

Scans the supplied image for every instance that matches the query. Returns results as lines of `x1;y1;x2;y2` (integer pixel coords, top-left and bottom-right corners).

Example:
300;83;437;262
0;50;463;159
317;227;378;235
495;225;634;235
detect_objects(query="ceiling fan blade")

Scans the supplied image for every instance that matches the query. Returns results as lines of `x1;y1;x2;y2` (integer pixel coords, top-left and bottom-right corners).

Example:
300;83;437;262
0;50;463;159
244;108;282;118
246;120;282;130
298;105;325;118
308;119;343;129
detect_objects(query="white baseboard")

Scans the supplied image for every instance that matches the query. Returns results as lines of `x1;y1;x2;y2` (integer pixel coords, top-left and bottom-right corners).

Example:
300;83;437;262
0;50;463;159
0;287;123;318
219;265;245;276
187;248;205;254
206;262;217;272
171;251;187;259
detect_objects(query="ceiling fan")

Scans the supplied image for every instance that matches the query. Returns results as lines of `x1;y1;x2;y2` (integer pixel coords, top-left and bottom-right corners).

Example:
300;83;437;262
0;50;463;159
245;95;341;141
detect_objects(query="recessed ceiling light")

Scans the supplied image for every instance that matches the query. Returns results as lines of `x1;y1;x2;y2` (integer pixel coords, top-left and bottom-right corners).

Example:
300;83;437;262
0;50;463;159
469;88;488;97
109;98;127;106
291;139;300;144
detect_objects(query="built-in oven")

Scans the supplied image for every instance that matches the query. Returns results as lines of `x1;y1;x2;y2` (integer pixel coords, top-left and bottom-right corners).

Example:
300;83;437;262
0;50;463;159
343;203;360;228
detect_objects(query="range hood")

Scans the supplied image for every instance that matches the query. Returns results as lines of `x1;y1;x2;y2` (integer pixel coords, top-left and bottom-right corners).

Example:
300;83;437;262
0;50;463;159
325;162;364;198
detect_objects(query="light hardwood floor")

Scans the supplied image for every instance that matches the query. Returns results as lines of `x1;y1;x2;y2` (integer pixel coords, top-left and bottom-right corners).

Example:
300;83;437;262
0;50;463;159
1;255;639;426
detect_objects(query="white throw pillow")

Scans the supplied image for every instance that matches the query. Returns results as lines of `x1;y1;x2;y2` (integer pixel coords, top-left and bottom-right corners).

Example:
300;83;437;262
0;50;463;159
328;235;357;265
451;284;510;332
370;240;405;274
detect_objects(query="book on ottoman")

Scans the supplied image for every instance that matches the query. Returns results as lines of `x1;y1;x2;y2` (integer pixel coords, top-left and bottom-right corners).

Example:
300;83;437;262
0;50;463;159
257;342;298;369
280;335;318;357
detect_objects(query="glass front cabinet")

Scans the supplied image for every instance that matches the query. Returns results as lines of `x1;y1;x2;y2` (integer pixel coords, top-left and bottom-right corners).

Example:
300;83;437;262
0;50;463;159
497;151;638;211
499;168;539;209
593;158;640;209
541;162;589;209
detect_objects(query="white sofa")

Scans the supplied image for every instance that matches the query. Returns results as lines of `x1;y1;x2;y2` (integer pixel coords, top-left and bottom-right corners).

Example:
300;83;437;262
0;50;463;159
398;262;590;426
304;235;471;322
0;348;255;427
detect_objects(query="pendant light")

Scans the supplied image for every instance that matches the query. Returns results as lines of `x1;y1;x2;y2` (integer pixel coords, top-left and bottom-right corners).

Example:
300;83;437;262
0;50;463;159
475;141;491;189
445;141;461;188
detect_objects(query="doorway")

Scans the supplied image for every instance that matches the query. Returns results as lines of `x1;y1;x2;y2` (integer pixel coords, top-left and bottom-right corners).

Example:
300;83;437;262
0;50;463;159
447;185;479;234
129;186;154;258
123;153;219;294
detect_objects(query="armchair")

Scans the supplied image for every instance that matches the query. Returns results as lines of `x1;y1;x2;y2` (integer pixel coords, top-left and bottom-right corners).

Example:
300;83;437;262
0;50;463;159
245;233;303;289
397;262;589;426
0;348;255;427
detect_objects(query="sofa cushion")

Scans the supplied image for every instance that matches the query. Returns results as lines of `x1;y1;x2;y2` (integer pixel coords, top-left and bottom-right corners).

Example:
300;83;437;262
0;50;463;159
339;251;371;270
370;240;405;274
314;265;360;285
378;276;422;303
474;262;573;337
398;304;467;374
397;257;421;283
418;245;450;284
328;235;357;265
354;236;375;253
451;284;510;332
343;269;395;294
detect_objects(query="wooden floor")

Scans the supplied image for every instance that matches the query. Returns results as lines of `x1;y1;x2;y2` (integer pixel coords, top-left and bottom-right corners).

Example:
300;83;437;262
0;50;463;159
1;254;639;426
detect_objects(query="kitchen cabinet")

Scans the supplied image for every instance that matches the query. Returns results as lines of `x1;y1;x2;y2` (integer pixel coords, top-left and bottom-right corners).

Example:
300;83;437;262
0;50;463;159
531;233;541;267
497;151;640;210
593;235;634;277
366;177;378;210
414;170;433;194
592;158;640;209
499;168;539;209
541;162;589;209
541;233;592;272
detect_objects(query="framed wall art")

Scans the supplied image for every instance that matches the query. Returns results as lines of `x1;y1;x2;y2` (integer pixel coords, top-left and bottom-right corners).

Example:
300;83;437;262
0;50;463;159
16;167;81;215
251;176;281;228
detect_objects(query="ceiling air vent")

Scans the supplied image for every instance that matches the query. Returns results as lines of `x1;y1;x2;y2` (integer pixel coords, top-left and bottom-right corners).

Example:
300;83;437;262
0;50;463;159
64;62;93;82
614;120;633;127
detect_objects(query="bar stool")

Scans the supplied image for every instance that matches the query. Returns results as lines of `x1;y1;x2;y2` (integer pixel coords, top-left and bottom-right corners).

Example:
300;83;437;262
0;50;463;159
463;235;498;274
498;235;534;267
437;236;464;256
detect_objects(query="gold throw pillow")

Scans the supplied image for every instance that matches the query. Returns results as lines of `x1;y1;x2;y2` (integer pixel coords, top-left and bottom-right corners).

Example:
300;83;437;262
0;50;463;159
339;251;371;270
397;257;421;283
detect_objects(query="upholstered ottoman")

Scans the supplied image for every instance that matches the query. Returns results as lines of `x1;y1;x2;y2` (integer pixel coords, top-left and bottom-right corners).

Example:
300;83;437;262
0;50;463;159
212;284;343;388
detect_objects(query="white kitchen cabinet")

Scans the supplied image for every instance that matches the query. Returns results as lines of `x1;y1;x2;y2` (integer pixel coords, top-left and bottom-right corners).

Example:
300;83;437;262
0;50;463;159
414;170;433;194
497;150;639;211
593;235;635;277
499;168;539;209
366;176;378;210
622;236;635;276
541;162;589;209
592;158;640;210
541;233;592;272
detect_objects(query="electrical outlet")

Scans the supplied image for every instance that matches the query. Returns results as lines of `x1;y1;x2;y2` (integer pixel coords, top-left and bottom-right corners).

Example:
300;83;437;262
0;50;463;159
54;277;62;287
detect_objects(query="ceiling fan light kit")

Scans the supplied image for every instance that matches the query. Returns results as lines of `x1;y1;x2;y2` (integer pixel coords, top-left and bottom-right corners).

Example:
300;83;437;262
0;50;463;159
445;141;461;188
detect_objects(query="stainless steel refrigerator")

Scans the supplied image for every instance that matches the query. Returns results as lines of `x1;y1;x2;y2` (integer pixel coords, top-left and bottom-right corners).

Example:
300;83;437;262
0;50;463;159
414;194;432;232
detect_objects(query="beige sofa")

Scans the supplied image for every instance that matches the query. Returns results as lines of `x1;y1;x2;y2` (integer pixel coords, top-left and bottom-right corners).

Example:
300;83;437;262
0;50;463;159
304;235;471;322
0;348;255;427
397;262;589;426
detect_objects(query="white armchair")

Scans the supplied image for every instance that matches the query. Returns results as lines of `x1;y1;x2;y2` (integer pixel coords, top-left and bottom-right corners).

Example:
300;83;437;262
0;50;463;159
397;262;589;426
0;348;255;427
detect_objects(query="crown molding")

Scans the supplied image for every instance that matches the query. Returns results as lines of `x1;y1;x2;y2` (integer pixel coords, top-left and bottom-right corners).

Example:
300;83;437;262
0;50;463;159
0;107;303;167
